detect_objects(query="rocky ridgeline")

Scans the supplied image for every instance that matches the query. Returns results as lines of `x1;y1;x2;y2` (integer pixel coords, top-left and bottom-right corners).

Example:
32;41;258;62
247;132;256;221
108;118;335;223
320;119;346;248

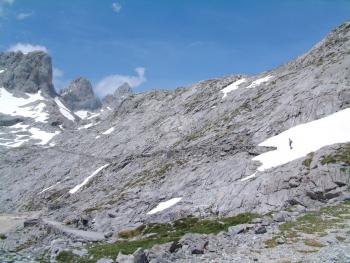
60;77;102;112
0;21;349;262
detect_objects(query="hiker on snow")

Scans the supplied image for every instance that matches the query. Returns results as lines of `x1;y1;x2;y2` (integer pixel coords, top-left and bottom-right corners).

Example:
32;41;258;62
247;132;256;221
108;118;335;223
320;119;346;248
289;138;293;150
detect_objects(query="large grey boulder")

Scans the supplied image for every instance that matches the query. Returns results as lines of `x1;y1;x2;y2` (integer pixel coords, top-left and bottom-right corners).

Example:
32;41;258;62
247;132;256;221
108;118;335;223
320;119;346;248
60;77;101;111
0;51;56;97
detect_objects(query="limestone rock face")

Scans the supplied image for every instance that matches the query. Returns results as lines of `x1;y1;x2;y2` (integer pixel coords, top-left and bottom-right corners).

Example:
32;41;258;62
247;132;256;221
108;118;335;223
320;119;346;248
102;82;133;107
0;51;56;97
0;20;350;263
60;77;101;111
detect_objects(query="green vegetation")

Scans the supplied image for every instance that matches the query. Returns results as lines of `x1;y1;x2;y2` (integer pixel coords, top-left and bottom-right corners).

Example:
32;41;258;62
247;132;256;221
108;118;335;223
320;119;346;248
302;153;314;168
266;200;350;250
118;225;146;239
304;239;325;247
320;144;350;165
88;213;258;260
336;235;346;242
57;213;259;263
0;233;7;240
264;236;279;248
56;251;76;262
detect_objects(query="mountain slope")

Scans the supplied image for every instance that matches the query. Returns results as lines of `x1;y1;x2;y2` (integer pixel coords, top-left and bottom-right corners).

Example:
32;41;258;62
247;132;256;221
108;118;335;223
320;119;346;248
0;21;349;262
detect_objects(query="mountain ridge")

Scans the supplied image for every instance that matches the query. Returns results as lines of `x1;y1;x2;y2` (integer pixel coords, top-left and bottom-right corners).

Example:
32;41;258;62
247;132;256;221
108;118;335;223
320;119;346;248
0;20;349;262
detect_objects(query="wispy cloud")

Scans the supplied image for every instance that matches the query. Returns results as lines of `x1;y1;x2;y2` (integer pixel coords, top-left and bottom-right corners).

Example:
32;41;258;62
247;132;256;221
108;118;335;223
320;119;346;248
112;2;122;13
16;12;33;20
7;43;48;54
53;67;66;90
96;67;146;96
0;0;15;17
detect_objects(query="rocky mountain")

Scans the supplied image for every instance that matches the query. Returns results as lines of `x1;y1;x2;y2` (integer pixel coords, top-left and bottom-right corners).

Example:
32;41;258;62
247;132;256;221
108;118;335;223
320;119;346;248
0;21;349;263
102;82;133;108
60;77;102;113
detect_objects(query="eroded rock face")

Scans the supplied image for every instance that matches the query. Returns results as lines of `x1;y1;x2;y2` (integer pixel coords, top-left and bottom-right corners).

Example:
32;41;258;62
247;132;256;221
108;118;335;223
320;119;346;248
0;51;56;97
102;82;133;107
0;20;350;263
60;77;101;111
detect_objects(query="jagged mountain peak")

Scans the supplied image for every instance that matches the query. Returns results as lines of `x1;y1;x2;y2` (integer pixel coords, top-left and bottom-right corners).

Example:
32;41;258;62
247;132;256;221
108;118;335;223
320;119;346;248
0;51;56;98
0;20;350;262
59;77;101;111
102;82;133;107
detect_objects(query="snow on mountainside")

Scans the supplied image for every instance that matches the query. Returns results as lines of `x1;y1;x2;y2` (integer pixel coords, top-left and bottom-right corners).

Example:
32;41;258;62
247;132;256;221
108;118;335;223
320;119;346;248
253;108;350;172
0;21;350;262
0;88;49;122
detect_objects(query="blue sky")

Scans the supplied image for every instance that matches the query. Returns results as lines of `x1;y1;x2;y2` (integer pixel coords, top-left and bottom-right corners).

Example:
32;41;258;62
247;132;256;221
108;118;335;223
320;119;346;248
1;0;349;96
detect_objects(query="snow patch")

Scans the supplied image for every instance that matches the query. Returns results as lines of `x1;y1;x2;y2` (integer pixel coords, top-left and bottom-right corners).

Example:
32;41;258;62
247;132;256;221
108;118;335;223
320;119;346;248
69;164;110;194
102;127;115;135
0;69;5;74
75;110;90;119
0;88;49;122
78;123;96;130
221;78;246;99
253;108;350;172
39;181;61;194
28;127;60;145
241;172;257;182
87;112;100;120
147;198;182;215
0;122;59;148
55;97;75;121
246;75;273;89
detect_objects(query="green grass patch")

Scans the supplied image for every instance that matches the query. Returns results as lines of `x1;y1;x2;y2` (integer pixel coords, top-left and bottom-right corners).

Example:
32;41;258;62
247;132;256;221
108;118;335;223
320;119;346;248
85;213;259;262
302;153;314;168
0;233;7;240
320;144;350;165
336;235;346;242
304;239;325;247
118;225;146;239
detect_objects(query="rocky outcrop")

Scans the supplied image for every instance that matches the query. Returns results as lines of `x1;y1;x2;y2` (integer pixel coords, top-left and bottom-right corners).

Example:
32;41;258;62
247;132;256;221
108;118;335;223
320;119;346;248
0;20;350;263
0;51;56;97
102;82;133;107
60;77;101;111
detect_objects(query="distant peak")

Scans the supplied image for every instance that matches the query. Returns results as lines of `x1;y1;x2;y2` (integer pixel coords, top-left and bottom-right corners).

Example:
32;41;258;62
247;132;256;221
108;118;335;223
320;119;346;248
59;77;101;111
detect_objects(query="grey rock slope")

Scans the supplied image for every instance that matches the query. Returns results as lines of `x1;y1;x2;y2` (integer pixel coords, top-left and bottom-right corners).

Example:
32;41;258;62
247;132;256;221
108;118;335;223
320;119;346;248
0;51;79;149
102;82;133;108
0;21;350;262
0;51;56;97
60;77;101;111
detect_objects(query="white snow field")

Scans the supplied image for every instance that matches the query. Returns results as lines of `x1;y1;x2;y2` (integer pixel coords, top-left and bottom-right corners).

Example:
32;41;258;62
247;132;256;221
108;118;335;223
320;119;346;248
74;110;90;119
253;108;350;172
221;78;246;99
54;97;75;121
69;164;110;194
0;88;49;122
0;122;60;148
246;75;273;89
147;197;182;215
0;69;5;74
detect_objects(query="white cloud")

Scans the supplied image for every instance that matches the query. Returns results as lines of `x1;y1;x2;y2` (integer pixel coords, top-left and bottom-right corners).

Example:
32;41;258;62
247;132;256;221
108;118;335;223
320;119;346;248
96;67;146;96
112;2;122;13
0;0;15;17
53;67;66;91
7;43;48;54
16;12;33;20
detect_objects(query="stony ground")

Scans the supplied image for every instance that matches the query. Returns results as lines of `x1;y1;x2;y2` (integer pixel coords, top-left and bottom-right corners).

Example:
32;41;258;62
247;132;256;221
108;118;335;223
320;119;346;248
1;198;350;262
